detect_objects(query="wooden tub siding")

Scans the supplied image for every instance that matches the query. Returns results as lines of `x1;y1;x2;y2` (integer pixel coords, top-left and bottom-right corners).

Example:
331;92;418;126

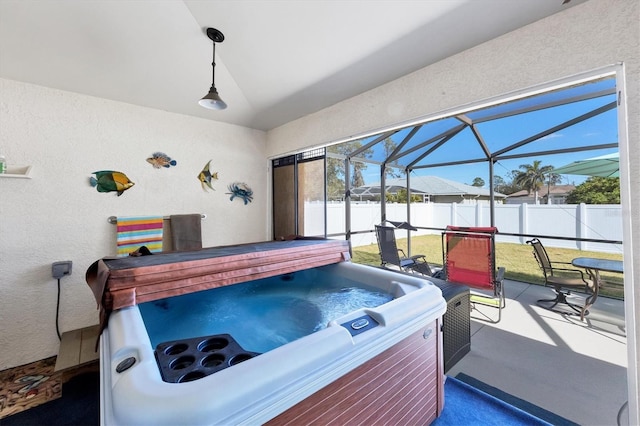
266;319;443;426
332;334;437;425
356;354;440;425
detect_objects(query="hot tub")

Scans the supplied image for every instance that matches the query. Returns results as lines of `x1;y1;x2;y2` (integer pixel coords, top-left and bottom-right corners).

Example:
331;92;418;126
95;241;446;425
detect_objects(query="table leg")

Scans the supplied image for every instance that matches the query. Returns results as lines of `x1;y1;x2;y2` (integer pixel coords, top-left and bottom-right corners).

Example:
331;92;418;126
581;268;600;321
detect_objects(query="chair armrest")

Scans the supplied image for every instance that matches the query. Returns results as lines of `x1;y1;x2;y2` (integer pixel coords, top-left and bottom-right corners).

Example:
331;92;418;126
550;267;588;284
549;261;575;267
496;266;506;282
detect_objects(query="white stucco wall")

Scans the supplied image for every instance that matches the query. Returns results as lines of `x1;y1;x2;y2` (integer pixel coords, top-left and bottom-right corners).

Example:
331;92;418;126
267;0;638;160
266;0;639;422
0;79;268;370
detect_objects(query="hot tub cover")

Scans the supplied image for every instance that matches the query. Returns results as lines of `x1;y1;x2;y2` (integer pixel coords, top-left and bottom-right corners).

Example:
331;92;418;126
86;239;351;342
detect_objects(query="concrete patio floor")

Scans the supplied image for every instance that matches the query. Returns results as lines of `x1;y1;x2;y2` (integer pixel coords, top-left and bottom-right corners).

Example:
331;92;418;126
446;279;628;426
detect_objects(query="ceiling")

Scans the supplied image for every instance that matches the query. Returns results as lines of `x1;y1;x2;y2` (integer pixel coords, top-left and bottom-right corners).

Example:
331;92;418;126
0;0;585;131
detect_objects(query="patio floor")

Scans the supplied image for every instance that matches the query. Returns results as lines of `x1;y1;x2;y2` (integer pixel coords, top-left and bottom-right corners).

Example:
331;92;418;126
446;279;628;426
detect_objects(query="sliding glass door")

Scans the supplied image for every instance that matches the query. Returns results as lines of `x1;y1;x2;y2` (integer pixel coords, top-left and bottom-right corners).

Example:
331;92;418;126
272;149;326;240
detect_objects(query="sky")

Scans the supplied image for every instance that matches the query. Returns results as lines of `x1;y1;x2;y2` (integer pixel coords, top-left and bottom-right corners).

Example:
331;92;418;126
355;77;618;189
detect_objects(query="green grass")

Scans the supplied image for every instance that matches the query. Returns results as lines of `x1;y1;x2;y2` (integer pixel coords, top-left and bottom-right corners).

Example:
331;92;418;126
352;234;625;299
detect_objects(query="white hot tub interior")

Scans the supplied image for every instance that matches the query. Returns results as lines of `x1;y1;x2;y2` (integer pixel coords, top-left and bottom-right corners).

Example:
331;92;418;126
139;263;399;356
101;261;446;425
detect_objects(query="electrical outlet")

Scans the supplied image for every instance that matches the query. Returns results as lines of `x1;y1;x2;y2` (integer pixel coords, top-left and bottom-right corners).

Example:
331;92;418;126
52;261;72;279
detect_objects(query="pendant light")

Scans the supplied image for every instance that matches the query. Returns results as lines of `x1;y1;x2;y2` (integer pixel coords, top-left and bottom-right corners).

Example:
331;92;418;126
199;28;227;110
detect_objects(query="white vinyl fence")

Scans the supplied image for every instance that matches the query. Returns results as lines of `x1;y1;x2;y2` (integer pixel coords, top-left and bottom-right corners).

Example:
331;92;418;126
304;202;623;254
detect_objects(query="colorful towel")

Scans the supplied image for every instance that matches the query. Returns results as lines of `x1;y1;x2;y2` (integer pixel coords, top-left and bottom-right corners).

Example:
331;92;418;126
116;216;164;256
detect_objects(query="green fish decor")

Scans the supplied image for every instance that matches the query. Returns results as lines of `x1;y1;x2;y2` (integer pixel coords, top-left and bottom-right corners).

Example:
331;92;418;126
198;160;218;191
89;170;135;196
146;152;177;169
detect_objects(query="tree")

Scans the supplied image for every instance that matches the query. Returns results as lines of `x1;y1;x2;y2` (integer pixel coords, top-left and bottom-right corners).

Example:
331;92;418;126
386;188;422;203
383;137;404;180
493;172;524;195
565;177;620;204
514;160;554;204
326;137;406;201
351;166;365;188
471;177;485;187
326;157;346;201
492;175;507;193
326;142;373;200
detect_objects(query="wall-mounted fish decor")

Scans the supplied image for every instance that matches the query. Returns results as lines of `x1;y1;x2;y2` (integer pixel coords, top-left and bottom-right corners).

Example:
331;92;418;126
89;171;135;196
146;152;177;169
198;160;218;191
227;182;253;204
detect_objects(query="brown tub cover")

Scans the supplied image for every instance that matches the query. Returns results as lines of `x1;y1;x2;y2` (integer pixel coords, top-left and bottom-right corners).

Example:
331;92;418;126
86;239;351;340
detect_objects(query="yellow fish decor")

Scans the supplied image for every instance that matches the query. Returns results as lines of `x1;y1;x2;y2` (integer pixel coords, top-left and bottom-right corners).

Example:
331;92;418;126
89;171;135;196
227;182;254;205
146;152;177;169
198;160;218;191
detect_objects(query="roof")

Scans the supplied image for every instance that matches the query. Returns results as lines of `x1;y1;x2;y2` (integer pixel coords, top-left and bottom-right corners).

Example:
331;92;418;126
507;184;575;198
352;176;506;198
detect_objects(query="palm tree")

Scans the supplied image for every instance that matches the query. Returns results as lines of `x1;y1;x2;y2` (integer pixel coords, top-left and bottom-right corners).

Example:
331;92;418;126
514;160;554;204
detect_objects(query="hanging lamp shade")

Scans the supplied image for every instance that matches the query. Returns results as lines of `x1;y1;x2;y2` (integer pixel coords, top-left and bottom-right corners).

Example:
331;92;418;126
199;28;227;110
199;86;226;110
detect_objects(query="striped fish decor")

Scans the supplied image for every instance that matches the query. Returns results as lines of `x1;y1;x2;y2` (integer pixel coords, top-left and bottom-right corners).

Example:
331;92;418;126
116;216;164;257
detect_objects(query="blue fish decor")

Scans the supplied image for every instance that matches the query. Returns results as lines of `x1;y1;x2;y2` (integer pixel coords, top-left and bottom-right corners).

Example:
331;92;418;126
89;171;135;196
198;160;218;191
227;182;253;204
146;152;177;169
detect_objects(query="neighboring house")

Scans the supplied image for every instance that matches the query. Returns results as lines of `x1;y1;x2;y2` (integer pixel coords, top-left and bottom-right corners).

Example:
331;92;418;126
505;184;576;205
351;176;506;204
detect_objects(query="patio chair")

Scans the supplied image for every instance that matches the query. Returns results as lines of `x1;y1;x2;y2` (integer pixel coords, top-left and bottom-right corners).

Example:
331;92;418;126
374;224;434;276
442;226;505;323
526;238;592;316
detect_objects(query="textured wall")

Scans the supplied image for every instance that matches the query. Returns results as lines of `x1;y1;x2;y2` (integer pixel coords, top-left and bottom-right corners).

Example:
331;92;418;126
267;0;639;161
266;0;639;421
0;79;268;370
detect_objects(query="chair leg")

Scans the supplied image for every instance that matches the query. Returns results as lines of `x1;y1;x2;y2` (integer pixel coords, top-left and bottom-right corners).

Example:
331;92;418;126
537;289;585;316
407;262;432;276
468;290;503;324
537;294;561;310
494;283;506;309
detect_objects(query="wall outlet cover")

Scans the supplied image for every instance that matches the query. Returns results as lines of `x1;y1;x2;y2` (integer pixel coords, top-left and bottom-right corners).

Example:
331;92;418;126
52;261;72;279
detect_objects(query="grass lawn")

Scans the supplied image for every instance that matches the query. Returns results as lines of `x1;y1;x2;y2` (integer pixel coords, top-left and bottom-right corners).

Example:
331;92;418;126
352;234;625;299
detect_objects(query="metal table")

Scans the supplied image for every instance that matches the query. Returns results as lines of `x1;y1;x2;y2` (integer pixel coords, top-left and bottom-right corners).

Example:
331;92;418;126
572;257;623;320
